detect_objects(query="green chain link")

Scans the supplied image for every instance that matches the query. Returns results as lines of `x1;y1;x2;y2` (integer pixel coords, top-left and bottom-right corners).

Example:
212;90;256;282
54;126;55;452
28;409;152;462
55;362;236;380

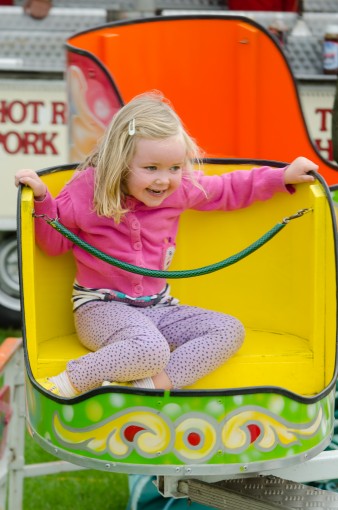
34;209;310;279
45;218;286;279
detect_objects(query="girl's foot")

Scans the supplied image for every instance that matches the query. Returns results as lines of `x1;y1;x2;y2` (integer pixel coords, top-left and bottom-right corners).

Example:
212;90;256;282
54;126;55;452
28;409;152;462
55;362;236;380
37;372;78;397
37;377;61;396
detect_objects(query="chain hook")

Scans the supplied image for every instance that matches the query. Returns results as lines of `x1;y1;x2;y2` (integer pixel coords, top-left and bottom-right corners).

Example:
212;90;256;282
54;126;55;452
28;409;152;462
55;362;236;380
282;208;312;224
32;212;56;224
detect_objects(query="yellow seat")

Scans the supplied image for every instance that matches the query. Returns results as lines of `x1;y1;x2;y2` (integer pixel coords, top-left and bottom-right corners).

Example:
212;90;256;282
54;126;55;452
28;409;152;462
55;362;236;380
37;329;314;394
20;161;337;398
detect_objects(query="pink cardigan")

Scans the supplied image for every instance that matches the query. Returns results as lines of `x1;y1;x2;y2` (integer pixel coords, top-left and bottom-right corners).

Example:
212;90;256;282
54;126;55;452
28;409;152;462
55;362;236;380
34;165;291;297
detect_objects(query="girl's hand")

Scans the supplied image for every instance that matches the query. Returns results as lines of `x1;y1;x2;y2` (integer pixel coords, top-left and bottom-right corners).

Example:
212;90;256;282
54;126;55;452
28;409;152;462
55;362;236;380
284;157;318;185
15;169;47;200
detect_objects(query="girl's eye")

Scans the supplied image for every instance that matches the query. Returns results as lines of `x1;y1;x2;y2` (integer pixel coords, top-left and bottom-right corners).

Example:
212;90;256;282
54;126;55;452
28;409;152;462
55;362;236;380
146;166;157;171
171;166;181;172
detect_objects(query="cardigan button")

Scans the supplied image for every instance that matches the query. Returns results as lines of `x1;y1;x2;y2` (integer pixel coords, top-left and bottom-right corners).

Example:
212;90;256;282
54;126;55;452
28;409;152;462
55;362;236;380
134;284;143;294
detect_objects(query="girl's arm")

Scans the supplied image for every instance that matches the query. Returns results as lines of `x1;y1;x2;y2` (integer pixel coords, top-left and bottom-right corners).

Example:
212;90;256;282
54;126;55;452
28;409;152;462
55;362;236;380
184;157;318;212
15;169;75;256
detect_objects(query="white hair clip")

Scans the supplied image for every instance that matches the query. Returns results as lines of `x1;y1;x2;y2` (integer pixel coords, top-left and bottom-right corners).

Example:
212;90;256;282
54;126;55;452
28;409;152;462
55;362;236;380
128;118;136;136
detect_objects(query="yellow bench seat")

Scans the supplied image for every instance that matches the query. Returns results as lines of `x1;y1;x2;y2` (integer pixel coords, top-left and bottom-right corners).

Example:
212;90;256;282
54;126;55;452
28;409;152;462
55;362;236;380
37;328;316;395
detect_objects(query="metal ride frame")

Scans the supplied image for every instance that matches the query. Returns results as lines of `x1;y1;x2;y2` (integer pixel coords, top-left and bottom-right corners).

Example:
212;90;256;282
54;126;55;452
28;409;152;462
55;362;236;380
3;336;338;509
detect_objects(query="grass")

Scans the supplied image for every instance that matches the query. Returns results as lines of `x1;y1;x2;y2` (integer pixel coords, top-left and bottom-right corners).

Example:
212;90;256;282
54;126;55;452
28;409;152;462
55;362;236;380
0;328;130;510
24;441;129;510
0;328;20;343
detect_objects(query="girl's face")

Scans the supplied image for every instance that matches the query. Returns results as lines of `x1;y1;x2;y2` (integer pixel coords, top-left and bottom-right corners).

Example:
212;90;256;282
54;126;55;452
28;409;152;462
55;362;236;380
126;135;186;207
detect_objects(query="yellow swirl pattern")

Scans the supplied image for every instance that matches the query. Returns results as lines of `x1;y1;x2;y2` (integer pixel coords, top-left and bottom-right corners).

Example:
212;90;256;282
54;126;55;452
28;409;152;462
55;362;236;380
175;417;217;461
52;405;324;462
221;407;323;452
53;410;172;458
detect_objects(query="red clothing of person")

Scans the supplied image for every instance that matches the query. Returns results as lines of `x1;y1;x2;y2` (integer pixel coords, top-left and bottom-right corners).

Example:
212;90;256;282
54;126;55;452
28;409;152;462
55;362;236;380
228;0;299;11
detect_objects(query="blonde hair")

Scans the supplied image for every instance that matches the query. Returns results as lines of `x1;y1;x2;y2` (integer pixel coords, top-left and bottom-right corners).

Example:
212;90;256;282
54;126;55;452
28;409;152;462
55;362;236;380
79;91;203;223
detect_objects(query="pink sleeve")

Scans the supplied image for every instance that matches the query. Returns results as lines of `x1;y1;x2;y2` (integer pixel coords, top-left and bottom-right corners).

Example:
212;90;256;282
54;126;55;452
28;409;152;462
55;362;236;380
183;166;292;211
33;188;77;256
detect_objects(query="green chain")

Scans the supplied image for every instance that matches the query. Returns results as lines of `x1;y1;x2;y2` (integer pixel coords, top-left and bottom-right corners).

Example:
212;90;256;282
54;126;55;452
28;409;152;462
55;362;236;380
34;209;311;279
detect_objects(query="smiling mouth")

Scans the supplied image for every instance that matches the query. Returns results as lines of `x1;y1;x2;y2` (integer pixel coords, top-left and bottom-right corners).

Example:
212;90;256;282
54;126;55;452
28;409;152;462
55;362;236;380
146;188;167;196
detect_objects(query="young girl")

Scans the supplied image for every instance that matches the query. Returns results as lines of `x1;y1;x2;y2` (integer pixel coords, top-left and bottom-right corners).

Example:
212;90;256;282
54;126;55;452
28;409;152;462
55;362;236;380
15;91;318;397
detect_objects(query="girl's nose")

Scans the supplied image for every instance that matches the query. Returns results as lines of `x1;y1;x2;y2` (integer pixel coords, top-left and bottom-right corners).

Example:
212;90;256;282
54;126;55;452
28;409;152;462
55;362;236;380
155;171;170;184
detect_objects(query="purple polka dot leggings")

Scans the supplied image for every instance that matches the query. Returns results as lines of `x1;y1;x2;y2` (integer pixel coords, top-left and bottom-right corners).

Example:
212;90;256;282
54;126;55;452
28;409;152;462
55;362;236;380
67;301;245;392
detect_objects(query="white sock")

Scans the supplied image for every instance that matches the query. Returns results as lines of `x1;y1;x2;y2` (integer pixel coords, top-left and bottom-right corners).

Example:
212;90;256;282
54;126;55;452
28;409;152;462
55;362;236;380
50;371;78;397
132;377;155;389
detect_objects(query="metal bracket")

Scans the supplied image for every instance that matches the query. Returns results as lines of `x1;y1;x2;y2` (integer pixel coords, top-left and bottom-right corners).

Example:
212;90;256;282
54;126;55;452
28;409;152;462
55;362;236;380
156;449;338;508
177;476;338;509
